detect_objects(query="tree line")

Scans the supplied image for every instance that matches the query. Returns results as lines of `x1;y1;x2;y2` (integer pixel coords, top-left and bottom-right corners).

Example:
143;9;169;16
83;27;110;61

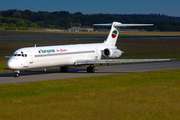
0;9;180;31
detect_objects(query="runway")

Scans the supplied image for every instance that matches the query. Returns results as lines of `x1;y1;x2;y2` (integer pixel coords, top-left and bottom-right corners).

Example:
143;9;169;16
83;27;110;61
0;61;180;85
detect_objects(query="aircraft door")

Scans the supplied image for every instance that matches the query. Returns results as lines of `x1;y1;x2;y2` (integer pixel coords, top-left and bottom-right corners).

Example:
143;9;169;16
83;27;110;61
95;48;101;60
28;51;33;64
22;52;29;67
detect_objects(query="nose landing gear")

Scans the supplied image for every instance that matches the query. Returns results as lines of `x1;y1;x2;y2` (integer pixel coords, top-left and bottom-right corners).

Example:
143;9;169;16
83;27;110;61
13;70;20;77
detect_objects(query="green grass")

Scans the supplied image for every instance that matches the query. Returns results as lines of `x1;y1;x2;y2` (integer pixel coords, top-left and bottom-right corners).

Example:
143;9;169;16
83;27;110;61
1;31;180;119
0;30;108;37
0;30;180;37
0;69;180;120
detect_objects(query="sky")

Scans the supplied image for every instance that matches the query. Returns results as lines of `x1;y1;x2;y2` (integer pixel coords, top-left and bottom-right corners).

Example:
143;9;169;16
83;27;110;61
0;0;180;17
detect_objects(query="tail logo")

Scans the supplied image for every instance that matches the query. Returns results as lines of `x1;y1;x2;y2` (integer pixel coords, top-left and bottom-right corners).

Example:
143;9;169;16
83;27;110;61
111;30;117;38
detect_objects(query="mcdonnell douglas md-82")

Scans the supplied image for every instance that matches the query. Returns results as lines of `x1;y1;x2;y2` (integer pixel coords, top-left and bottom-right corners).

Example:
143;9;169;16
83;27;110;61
6;22;171;77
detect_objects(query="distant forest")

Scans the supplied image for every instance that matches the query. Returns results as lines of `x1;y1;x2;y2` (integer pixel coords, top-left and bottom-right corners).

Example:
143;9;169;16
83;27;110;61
0;9;180;31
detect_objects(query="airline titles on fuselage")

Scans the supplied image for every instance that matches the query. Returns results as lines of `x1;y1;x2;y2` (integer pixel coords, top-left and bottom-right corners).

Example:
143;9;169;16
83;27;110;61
38;49;67;54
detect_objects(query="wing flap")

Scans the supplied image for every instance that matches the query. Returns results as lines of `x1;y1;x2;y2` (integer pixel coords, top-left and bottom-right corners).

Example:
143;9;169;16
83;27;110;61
75;59;172;65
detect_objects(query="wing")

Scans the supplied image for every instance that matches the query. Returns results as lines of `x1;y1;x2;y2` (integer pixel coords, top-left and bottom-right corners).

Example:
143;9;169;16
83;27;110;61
5;56;11;58
75;59;172;65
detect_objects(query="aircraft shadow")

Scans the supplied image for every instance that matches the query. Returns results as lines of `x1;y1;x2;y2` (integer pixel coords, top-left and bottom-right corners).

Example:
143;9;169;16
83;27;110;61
0;68;131;77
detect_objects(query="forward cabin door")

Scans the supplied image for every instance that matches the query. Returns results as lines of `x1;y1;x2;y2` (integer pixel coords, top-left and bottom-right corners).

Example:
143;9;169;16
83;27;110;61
28;51;33;64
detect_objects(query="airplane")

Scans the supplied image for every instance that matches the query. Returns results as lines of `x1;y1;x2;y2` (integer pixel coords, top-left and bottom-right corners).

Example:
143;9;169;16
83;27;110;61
6;22;171;77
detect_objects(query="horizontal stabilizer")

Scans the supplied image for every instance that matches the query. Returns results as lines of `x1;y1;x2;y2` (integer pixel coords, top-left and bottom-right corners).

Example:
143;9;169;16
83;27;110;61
93;23;112;26
75;59;172;65
94;22;153;46
94;22;153;27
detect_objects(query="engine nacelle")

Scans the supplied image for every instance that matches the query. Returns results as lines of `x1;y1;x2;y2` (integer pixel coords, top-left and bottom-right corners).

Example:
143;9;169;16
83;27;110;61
103;48;122;58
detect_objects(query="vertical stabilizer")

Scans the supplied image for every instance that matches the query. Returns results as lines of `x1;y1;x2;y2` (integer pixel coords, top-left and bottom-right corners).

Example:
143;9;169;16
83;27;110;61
94;22;120;46
104;22;120;46
94;22;153;46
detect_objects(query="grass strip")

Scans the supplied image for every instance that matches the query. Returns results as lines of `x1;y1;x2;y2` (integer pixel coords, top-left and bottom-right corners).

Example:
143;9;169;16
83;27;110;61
0;69;180;120
0;30;180;37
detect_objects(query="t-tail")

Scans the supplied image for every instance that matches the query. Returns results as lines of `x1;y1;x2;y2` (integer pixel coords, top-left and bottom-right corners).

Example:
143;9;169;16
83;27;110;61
94;22;153;46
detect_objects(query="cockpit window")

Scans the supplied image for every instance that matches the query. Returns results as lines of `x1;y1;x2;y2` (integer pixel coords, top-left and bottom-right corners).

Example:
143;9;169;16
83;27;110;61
13;52;27;57
21;54;27;57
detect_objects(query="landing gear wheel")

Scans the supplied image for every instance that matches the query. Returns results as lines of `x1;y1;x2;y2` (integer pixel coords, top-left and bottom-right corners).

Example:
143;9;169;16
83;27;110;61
60;66;68;73
14;72;19;77
90;67;95;73
87;67;91;73
86;65;95;73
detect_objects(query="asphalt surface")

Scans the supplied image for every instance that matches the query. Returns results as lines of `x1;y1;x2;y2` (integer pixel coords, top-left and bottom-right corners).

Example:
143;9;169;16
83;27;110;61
0;61;179;85
1;36;180;40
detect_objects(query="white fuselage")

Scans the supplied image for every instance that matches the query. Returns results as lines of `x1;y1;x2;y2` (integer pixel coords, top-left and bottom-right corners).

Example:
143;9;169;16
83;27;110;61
7;43;117;70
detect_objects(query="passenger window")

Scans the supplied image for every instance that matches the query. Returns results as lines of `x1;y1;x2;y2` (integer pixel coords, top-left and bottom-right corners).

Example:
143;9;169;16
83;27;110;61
25;54;27;57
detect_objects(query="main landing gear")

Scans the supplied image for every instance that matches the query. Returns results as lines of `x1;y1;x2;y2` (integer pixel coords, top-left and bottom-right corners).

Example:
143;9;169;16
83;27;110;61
60;65;95;73
60;66;68;73
86;64;95;73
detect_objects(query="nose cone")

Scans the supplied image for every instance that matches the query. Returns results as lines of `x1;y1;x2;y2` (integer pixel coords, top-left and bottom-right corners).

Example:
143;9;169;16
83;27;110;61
7;58;19;70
